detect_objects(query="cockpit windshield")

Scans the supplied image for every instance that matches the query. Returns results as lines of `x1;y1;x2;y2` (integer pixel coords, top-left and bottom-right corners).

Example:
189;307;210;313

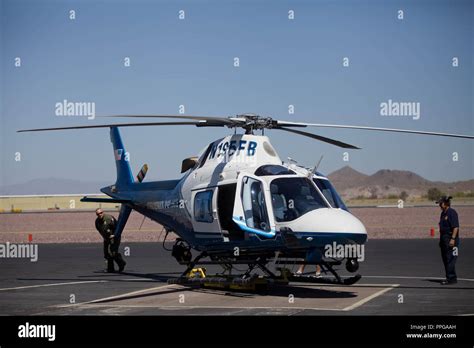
313;178;348;211
270;178;328;222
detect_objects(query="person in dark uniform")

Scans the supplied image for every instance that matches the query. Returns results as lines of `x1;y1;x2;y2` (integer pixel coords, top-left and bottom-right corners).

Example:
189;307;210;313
95;208;126;273
436;196;459;285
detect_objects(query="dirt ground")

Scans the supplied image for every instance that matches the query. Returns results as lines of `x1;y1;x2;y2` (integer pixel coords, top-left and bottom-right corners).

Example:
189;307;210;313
352;206;473;239
0;206;472;243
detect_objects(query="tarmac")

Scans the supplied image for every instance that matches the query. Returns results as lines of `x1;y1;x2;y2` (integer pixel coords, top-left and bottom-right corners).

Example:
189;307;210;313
0;239;473;315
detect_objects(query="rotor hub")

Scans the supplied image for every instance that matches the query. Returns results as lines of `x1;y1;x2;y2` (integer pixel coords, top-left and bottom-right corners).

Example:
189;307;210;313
233;114;277;133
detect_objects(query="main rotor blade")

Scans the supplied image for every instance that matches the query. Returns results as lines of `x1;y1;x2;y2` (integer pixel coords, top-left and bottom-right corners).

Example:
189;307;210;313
276;121;474;139
276;127;360;149
99;114;238;126
17;121;212;132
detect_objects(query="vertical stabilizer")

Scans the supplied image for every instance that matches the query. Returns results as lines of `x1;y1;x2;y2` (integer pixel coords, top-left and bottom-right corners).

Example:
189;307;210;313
110;127;134;187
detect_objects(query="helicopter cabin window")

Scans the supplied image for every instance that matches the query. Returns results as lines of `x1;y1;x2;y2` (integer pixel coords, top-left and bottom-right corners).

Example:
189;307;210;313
270;178;328;222
194;190;214;223
313;178;349;211
241;176;271;232
254;165;295;176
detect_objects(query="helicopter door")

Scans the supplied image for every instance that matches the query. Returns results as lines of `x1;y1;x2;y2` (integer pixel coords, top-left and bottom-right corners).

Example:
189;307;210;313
191;188;223;240
232;173;276;238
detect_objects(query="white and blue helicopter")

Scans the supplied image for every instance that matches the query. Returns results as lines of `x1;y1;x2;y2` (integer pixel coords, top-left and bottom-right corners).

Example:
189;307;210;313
19;114;474;289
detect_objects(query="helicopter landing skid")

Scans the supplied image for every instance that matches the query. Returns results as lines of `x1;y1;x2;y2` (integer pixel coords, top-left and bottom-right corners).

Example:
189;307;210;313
169;252;281;292
288;273;362;286
168;254;362;292
168;269;275;293
281;259;362;286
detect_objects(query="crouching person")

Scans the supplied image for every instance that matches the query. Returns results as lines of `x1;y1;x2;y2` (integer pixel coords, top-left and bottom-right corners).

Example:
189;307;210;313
95;208;126;273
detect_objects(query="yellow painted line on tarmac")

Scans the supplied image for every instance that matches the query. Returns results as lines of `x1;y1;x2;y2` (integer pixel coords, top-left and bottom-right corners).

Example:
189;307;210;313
56;283;177;308
343;284;399;311
0;280;108;291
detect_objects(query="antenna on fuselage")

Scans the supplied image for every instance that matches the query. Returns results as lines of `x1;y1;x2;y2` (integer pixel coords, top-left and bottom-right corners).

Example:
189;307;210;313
286;157;298;171
308;155;324;178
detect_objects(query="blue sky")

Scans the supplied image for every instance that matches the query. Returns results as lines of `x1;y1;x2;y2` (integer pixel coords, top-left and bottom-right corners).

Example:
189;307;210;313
1;0;473;189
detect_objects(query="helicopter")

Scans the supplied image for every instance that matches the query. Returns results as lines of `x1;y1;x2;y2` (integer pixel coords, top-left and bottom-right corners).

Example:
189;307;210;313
18;114;474;289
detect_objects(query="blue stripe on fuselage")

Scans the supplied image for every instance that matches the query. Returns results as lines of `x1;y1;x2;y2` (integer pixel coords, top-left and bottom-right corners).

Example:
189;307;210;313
293;232;367;245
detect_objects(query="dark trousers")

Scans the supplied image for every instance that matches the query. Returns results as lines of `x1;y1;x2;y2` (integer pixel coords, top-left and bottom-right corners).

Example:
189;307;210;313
103;237;125;271
439;234;458;281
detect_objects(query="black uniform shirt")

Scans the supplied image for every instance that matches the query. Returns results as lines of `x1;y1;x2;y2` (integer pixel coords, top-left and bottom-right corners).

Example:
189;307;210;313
95;214;117;239
439;207;459;236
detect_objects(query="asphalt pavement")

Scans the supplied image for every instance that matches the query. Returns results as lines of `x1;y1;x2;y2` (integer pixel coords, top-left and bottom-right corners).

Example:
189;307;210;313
0;239;473;315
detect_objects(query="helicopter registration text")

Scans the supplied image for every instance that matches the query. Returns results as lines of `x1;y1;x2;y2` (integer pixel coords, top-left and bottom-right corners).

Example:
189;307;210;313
209;140;257;159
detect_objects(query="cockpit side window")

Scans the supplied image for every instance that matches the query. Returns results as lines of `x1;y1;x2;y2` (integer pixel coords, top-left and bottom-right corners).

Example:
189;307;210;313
241;176;271;232
270;178;328;222
313;178;348;211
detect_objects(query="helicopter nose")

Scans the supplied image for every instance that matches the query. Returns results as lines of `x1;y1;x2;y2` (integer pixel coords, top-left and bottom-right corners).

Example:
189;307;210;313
281;208;367;244
318;208;367;234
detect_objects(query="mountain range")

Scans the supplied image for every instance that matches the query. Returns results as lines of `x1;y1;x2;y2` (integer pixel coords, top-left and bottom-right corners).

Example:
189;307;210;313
0;178;110;195
327;166;474;199
1;167;473;198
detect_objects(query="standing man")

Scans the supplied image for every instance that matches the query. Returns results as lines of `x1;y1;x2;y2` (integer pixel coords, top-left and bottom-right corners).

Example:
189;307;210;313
95;208;126;273
436;196;459;285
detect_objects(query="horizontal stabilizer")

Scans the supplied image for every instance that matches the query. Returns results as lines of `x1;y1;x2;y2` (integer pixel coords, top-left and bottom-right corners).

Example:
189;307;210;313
81;196;131;204
136;164;149;183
